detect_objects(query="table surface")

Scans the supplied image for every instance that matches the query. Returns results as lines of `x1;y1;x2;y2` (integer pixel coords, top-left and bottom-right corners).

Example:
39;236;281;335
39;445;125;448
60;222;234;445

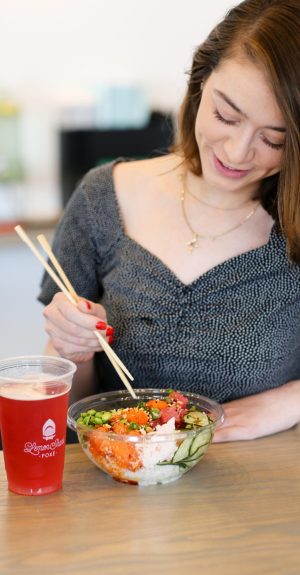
0;427;300;575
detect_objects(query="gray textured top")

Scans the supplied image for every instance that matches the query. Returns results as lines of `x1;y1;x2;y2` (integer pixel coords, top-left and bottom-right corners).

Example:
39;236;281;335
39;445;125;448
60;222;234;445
38;161;300;402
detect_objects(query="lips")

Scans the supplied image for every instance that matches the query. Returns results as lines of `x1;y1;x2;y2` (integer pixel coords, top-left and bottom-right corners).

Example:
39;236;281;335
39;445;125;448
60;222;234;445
213;154;251;179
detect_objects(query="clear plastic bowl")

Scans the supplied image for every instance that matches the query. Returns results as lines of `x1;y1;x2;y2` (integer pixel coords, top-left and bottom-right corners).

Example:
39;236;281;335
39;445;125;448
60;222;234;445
67;389;224;486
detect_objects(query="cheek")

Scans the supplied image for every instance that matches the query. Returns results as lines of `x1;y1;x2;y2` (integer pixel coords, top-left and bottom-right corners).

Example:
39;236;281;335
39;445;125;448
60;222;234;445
194;108;202;143
195;113;212;145
260;149;283;174
195;107;222;147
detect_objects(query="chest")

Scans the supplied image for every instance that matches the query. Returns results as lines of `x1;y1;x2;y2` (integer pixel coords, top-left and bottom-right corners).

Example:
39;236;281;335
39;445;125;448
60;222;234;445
121;197;273;285
99;240;300;398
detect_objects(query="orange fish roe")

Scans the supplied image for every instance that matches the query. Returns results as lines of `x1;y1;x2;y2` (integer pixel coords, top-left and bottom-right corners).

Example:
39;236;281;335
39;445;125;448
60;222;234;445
89;433;142;472
94;424;111;432
124;408;149;425
110;412;122;424
146;399;168;410
89;430;107;452
112;421;128;435
92;452;138;483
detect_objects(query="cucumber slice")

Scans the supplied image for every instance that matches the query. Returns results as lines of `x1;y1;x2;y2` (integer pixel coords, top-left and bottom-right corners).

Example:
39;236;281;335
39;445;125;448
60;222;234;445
158;429;213;468
171;431;211;464
183;445;210;468
172;437;194;463
184;410;209;427
189;430;212;456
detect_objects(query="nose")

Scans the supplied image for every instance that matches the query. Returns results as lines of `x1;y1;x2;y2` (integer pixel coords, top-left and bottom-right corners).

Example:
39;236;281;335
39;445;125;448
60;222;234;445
223;127;255;165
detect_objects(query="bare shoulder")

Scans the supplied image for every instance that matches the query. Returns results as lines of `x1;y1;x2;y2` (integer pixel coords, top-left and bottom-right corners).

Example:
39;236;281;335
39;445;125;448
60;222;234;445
112;154;184;234
113;154;183;201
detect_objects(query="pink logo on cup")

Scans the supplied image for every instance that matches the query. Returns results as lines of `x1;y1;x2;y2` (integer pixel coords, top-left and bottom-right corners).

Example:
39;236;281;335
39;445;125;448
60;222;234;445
42;419;56;440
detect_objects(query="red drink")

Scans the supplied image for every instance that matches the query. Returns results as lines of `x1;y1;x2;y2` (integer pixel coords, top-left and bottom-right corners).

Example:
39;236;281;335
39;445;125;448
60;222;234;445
0;356;76;496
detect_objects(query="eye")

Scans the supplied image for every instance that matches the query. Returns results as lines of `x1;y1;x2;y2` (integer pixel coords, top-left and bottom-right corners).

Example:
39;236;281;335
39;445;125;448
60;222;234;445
261;136;285;151
213;109;237;126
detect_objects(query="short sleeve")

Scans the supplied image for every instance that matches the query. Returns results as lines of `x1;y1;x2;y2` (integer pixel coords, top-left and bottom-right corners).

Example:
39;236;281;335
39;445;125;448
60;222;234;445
38;162;123;306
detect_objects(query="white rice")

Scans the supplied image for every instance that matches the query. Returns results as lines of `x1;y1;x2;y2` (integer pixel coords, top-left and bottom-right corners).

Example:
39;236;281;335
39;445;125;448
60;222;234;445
124;418;183;485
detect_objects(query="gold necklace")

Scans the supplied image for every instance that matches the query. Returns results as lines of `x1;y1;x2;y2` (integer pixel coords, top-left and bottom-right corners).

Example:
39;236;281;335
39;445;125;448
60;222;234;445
180;187;259;254
186;186;255;211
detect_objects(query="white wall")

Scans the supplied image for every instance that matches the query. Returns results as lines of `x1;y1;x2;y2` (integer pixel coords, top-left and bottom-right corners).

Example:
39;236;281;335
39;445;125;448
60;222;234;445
0;237;48;359
0;0;235;219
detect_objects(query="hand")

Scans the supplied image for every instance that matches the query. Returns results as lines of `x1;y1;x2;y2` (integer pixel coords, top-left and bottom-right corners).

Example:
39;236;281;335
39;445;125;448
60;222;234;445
213;380;300;442
43;292;113;363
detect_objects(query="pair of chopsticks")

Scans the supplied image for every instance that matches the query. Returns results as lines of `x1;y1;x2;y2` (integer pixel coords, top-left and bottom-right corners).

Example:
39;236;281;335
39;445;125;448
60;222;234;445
14;225;137;399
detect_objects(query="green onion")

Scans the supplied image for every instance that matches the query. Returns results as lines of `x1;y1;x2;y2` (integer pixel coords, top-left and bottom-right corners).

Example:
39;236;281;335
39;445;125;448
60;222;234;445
129;422;140;430
149;407;161;420
137;401;147;410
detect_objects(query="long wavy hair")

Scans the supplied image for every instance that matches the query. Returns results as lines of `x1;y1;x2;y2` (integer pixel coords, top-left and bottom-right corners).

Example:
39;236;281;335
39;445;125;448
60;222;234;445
175;0;300;262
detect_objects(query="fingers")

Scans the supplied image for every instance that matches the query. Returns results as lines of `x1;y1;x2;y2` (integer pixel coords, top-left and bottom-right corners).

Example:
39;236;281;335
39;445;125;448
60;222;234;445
212;412;265;442
77;298;114;343
44;302;97;344
49;293;105;330
213;425;247;443
43;292;114;359
77;298;107;322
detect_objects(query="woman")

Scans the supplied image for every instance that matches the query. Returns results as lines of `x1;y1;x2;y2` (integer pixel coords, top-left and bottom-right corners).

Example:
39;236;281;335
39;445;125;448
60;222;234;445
39;0;300;441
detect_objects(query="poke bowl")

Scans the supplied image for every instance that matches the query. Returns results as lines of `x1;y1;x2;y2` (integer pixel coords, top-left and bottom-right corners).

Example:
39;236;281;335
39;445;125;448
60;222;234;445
67;388;224;486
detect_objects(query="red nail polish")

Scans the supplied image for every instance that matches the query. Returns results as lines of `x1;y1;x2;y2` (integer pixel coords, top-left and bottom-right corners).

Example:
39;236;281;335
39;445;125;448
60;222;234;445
96;321;107;330
106;326;114;336
108;335;114;345
85;301;91;310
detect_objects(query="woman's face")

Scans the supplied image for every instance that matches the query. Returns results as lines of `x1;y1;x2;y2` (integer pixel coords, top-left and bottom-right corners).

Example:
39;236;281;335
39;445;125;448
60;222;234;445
195;56;286;197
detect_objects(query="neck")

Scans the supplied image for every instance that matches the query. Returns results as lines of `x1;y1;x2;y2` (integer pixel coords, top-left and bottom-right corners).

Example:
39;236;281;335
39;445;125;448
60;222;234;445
185;171;259;211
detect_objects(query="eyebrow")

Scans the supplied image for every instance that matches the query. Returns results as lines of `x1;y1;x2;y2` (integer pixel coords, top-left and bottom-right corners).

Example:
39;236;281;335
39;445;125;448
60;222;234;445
214;89;286;133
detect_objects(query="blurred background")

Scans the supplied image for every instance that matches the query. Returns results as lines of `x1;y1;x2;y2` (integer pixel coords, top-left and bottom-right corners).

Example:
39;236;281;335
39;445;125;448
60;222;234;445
0;0;235;358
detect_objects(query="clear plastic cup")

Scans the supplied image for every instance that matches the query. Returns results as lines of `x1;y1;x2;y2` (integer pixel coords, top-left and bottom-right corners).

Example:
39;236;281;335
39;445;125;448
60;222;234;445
0;355;76;495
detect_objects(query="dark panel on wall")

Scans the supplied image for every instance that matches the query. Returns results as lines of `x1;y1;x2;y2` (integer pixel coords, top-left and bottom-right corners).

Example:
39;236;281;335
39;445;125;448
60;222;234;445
59;112;175;207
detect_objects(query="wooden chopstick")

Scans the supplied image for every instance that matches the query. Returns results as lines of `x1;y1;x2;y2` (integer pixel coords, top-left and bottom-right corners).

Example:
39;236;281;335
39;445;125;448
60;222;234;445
15;226;75;304
36;235;136;395
36;233;135;384
37;234;78;302
14;225;137;399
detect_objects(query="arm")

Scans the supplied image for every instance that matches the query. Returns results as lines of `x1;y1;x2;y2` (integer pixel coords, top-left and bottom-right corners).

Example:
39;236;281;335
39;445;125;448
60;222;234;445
44;340;98;404
38;170;115;402
213;379;300;442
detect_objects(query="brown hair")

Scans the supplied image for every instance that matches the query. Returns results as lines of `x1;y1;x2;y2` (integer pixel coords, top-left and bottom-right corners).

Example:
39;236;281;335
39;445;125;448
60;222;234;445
175;0;300;262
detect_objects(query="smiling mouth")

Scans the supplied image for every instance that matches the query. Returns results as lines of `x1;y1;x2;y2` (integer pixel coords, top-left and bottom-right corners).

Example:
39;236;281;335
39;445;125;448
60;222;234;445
222;160;241;171
213;154;251;178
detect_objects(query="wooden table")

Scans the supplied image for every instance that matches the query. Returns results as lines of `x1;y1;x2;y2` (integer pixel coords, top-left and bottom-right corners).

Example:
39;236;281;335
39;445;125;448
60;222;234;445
0;427;300;575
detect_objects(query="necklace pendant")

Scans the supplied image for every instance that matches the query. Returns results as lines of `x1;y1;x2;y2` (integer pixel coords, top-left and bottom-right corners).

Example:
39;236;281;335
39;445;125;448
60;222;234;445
186;234;199;254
